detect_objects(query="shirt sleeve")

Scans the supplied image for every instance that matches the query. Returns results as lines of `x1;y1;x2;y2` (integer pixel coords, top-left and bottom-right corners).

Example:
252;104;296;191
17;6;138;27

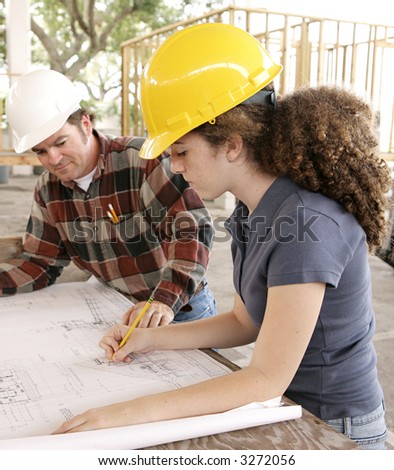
266;207;359;288
0;186;70;296
140;155;214;313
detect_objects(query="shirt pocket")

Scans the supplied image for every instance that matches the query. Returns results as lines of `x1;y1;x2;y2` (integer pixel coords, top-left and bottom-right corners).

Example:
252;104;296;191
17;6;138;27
113;212;164;258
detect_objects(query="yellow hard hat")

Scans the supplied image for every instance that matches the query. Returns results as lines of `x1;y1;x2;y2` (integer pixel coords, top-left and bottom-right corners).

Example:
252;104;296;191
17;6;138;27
139;23;283;159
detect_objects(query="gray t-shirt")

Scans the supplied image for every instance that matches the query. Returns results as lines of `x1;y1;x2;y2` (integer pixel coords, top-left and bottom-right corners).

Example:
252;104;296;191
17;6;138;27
225;176;383;420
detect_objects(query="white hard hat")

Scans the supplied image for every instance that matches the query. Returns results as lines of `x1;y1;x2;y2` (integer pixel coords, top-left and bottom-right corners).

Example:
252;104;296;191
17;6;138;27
5;69;83;153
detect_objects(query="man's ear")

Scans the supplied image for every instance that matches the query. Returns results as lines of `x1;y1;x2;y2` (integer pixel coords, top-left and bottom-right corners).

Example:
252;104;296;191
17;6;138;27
226;133;244;162
81;113;93;135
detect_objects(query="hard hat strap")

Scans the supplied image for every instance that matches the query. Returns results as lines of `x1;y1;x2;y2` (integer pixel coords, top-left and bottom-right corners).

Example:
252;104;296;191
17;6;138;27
242;88;277;108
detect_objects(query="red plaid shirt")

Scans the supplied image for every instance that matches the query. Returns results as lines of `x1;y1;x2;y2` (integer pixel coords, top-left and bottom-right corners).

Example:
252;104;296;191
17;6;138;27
0;132;213;313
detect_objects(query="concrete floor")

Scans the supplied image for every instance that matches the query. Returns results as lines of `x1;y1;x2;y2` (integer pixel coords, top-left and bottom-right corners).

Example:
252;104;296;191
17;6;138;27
1;173;393;449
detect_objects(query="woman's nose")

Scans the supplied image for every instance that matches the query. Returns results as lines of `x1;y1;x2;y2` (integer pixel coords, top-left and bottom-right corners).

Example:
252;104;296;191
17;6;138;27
170;155;185;174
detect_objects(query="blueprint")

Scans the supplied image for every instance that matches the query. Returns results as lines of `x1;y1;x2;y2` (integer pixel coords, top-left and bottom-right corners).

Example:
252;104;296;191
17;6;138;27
0;279;231;440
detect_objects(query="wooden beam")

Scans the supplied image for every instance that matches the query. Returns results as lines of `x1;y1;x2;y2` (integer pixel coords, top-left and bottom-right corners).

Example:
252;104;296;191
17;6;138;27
0;151;41;166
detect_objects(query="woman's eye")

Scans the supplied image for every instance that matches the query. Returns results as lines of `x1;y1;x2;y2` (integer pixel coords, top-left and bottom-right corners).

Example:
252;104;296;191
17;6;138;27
170;145;187;157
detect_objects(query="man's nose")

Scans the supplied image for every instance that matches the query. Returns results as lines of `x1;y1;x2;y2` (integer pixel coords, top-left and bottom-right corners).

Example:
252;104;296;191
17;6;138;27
47;148;63;166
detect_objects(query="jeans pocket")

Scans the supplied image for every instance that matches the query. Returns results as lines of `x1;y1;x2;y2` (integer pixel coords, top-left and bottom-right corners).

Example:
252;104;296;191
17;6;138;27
173;284;217;323
325;401;387;450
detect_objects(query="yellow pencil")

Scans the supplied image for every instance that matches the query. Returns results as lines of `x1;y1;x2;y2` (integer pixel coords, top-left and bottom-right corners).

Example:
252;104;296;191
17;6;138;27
117;296;154;351
106;210;116;224
108;203;120;224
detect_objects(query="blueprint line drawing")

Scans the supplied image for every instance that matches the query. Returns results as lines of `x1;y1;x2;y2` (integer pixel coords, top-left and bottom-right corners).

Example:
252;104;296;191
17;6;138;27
0;280;231;440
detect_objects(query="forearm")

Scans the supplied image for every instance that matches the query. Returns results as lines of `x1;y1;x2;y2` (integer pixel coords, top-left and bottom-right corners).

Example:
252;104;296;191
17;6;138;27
0;258;64;296
149;310;258;351
55;364;281;433
3;245;69;298
103;309;258;362
105;294;259;361
151;181;213;312
129;366;281;426
0;190;69;296
153;240;211;312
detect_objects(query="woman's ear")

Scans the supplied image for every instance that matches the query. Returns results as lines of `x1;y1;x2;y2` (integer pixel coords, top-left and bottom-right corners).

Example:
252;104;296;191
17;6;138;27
226;133;244;162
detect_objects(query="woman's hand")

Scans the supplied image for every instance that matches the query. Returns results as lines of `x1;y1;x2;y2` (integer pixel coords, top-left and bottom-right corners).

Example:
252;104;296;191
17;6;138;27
122;300;174;327
99;324;153;363
53;401;136;434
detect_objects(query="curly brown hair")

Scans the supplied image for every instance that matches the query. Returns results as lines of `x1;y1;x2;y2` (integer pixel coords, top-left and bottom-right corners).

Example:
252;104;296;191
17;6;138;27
194;85;392;249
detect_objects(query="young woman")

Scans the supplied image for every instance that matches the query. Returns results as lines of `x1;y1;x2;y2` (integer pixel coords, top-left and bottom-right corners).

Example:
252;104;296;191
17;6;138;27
55;23;391;449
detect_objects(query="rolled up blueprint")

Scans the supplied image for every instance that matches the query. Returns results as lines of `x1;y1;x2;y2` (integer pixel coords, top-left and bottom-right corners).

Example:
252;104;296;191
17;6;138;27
0;398;301;450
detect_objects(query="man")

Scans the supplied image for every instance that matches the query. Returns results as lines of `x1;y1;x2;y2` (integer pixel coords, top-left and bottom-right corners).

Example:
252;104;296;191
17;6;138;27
1;69;216;327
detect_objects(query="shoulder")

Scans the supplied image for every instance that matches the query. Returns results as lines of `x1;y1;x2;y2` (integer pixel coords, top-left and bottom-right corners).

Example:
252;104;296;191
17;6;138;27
105;134;171;172
293;189;363;239
273;188;366;262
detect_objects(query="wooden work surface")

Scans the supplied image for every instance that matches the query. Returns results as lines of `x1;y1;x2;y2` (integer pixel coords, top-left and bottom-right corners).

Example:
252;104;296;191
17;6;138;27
143;349;359;450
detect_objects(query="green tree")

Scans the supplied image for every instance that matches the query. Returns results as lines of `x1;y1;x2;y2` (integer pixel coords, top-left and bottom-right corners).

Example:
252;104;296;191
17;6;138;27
30;0;220;79
28;0;222;121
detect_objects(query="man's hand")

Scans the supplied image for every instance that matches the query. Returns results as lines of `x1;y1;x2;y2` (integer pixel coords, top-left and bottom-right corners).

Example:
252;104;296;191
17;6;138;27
122;300;174;328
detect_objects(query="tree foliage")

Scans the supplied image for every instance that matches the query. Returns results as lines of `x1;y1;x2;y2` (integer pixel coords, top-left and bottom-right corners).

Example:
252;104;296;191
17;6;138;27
27;0;222;117
30;0;219;79
3;0;222;123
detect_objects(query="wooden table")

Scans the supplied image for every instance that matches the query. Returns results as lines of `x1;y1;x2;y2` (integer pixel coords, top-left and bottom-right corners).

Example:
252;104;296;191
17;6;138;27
144;349;359;450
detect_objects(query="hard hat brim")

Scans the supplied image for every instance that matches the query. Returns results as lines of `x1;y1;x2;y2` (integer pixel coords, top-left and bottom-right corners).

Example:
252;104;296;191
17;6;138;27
139;62;283;160
13;109;79;153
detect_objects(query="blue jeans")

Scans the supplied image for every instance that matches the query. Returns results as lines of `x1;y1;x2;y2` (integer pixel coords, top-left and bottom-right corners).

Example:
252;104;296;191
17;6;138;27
325;401;387;450
173;281;217;323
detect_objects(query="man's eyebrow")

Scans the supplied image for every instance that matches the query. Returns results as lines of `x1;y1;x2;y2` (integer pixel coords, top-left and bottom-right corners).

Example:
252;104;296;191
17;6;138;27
32;135;68;152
